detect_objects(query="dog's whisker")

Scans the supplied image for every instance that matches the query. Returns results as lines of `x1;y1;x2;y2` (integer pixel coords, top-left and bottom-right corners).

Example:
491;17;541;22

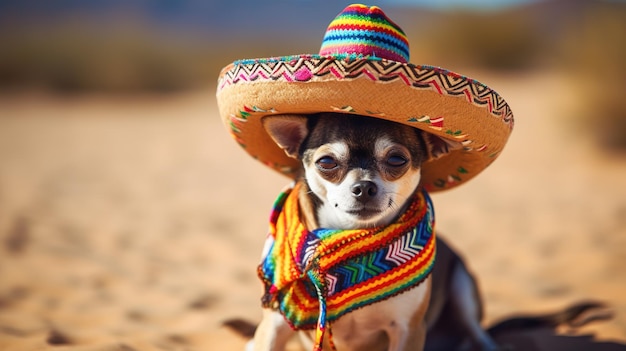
389;201;400;212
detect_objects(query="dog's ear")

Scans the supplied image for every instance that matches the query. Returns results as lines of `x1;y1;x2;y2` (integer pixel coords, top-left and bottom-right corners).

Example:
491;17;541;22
423;132;463;160
263;115;309;159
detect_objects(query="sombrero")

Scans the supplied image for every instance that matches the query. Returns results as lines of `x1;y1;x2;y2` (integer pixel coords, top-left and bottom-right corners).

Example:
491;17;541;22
216;4;514;192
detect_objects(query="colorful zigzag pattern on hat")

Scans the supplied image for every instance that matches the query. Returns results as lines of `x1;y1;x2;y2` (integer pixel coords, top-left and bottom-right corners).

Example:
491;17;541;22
319;4;410;63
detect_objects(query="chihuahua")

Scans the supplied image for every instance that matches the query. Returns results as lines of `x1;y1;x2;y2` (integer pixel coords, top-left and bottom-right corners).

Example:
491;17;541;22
247;112;495;351
230;112;606;351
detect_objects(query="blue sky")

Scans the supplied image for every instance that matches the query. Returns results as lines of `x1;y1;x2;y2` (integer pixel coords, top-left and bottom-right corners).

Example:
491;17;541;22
374;0;538;9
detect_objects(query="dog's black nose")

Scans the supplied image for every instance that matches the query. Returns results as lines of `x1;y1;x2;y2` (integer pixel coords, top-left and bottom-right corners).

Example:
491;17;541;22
351;181;378;202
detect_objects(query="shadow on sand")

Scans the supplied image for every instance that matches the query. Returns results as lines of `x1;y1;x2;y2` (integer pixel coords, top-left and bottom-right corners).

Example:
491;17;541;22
493;326;626;351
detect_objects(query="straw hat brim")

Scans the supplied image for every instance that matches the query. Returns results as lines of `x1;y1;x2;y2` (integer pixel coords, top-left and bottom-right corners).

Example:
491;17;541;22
216;55;514;192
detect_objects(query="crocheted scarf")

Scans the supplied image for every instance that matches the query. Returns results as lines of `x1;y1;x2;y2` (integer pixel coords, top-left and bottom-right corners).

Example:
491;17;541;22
258;183;436;351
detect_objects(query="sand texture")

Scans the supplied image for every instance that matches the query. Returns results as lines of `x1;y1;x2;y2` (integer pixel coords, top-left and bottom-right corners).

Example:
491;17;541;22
1;72;625;350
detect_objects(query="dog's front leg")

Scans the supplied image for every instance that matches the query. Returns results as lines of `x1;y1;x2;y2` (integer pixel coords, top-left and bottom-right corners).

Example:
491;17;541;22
385;279;431;351
248;309;295;351
448;263;499;351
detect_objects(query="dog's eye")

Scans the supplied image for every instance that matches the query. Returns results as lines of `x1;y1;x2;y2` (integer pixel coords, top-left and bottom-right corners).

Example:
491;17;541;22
387;155;408;167
316;156;338;170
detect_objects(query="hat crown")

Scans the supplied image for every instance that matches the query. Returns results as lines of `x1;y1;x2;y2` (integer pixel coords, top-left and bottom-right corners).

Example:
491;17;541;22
319;4;410;63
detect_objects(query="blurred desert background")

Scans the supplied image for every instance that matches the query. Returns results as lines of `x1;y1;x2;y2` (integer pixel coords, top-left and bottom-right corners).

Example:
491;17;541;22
1;0;626;350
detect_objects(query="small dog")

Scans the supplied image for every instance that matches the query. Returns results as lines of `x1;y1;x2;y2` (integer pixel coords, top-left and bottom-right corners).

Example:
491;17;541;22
251;112;496;351
229;112;606;351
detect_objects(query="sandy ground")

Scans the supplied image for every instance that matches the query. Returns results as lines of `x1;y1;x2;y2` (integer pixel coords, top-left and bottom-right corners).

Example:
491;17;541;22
1;71;625;351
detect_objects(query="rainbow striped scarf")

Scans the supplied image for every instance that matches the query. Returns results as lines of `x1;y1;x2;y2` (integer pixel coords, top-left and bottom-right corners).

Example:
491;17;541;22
258;183;436;350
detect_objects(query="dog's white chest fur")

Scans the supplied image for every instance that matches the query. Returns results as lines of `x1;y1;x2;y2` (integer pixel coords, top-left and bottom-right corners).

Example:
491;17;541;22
298;279;431;351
